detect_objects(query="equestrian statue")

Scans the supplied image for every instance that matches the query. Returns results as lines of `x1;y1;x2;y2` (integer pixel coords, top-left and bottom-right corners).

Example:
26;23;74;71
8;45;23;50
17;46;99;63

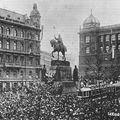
50;34;67;61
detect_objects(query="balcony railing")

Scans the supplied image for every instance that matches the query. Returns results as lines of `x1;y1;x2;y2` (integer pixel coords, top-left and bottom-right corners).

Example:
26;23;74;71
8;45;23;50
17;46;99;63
0;62;41;68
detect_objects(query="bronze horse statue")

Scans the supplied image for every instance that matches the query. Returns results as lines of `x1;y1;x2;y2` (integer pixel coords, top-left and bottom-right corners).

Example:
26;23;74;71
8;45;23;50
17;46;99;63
50;39;67;60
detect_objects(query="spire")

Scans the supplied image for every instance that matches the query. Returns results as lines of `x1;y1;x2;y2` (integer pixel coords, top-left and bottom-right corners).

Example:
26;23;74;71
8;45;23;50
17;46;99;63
33;3;37;10
83;10;100;29
90;9;92;15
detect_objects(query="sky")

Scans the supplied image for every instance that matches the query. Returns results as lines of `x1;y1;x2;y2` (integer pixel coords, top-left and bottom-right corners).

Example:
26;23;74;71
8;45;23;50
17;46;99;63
0;0;120;66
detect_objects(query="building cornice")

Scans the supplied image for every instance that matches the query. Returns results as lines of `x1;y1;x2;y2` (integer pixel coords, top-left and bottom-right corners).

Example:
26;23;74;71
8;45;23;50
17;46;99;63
0;17;41;31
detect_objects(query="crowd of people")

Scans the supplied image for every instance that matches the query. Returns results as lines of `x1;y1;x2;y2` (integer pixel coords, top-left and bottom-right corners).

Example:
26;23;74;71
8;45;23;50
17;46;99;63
0;80;119;120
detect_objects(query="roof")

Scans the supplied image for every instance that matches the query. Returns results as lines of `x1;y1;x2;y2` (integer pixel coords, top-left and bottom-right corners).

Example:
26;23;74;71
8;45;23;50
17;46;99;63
83;13;100;29
30;3;40;17
0;8;26;23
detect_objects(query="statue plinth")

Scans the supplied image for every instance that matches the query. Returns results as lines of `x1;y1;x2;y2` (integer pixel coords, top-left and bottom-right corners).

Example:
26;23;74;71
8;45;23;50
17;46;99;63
51;60;70;66
50;60;72;81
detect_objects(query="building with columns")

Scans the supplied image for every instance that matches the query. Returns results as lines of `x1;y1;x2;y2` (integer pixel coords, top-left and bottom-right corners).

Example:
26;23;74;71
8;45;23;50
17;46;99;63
79;12;120;80
0;3;42;90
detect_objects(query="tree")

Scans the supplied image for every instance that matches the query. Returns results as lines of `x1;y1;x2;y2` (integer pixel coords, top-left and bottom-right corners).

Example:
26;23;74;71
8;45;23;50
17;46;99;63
84;49;105;84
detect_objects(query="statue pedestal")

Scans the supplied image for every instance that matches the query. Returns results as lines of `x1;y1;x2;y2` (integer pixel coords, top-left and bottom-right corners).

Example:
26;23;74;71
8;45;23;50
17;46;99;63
50;60;77;94
50;60;72;81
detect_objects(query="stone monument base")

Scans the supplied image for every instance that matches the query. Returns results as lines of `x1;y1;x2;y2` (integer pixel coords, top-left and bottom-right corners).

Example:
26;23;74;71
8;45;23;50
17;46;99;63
50;60;72;81
50;60;77;94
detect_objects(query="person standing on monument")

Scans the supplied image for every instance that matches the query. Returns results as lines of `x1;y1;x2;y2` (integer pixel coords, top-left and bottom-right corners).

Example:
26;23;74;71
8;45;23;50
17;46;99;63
73;65;78;82
41;64;47;82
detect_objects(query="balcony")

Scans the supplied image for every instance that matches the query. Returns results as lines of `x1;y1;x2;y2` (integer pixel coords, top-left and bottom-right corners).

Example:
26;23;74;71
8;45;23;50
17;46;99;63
0;77;37;82
1;62;42;69
0;48;40;56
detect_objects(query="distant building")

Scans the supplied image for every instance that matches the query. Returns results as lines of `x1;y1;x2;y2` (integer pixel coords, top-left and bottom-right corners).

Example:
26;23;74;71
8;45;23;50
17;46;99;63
0;3;41;89
79;12;120;79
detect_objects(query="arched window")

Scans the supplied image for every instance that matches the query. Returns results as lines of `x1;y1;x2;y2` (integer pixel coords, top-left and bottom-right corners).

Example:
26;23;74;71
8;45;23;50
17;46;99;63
13;41;17;50
20;71;23;77
6;28;10;35
20;42;24;51
29;71;32;78
0;40;2;48
0;70;2;77
0;27;3;34
13;71;17;78
20;31;24;38
20;56;24;65
27;32;32;39
29;42;33;53
6;70;10;78
6;40;10;49
13;29;17;36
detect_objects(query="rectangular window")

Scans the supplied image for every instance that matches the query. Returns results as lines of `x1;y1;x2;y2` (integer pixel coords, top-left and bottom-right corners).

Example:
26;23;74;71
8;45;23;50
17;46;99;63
36;34;39;40
100;46;103;52
0;56;2;63
118;45;120;51
106;46;109;53
14;56;18;63
13;71;17;78
111;34;116;42
85;36;90;43
106;35;110;42
29;57;33;65
86;47;90;53
6;55;10;63
100;36;104;42
118;34;120;40
20;56;24;65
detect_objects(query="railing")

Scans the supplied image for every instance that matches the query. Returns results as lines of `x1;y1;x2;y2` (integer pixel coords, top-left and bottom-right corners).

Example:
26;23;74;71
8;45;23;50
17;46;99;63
0;62;41;68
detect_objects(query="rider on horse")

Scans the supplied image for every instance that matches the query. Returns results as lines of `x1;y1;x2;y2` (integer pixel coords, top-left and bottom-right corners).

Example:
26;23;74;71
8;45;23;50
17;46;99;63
54;34;63;47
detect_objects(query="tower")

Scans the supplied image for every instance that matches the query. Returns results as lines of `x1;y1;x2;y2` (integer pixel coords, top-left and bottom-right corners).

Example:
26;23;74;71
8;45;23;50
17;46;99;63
79;11;100;76
30;3;41;28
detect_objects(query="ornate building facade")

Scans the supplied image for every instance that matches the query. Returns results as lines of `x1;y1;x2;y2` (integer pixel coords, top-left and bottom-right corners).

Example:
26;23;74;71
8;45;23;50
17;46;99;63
0;3;41;89
79;12;120;79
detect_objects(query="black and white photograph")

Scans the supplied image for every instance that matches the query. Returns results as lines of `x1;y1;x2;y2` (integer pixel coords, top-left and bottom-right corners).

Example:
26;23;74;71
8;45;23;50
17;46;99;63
0;0;120;119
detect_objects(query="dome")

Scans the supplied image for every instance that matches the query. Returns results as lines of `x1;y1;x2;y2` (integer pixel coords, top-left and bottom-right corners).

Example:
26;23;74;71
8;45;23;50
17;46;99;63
30;3;40;17
83;12;100;29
